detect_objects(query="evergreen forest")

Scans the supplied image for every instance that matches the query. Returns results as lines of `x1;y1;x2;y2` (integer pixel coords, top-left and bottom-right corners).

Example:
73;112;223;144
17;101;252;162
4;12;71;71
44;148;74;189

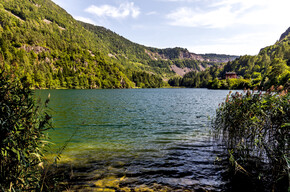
169;29;290;90
0;0;237;89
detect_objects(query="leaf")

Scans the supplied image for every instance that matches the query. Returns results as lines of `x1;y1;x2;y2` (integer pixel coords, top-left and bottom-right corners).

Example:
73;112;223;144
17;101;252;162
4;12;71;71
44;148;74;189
281;123;290;128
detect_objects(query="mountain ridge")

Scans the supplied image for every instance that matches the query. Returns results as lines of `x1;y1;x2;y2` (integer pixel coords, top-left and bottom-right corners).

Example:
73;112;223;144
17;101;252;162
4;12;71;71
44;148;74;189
169;27;290;90
279;27;290;41
4;0;283;90
78;21;238;70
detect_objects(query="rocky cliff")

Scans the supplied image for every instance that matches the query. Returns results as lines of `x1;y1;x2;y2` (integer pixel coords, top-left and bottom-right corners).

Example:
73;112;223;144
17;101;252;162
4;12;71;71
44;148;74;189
279;27;290;41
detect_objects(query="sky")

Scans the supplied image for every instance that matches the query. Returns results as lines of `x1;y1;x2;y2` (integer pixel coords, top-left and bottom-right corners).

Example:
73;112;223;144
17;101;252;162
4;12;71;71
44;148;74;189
51;0;290;56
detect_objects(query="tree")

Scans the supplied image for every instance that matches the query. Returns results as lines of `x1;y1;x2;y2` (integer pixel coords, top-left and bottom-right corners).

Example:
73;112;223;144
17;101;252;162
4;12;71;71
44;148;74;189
268;58;289;86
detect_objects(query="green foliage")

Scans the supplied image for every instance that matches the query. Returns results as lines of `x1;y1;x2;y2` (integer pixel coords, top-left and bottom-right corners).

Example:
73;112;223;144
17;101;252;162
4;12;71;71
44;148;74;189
149;47;191;60
0;68;52;191
168;77;182;87
0;0;238;89
131;71;166;88
169;65;219;88
214;90;289;191
170;28;290;90
0;0;140;89
79;22;235;82
208;78;252;90
201;53;238;63
1;0;287;90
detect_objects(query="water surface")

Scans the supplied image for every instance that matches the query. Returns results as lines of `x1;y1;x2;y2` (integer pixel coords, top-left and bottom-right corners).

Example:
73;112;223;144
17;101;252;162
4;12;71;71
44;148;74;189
36;88;230;191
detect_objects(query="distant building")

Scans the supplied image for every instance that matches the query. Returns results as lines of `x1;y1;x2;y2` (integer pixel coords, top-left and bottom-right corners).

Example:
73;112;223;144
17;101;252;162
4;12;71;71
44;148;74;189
225;72;237;79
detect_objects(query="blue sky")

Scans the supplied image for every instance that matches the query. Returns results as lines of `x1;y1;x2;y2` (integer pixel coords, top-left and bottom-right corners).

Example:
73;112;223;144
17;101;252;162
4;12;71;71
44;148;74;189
51;0;290;55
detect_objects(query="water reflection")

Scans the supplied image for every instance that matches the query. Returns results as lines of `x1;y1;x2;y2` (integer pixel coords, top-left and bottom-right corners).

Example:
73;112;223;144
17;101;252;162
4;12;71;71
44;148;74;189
36;88;230;191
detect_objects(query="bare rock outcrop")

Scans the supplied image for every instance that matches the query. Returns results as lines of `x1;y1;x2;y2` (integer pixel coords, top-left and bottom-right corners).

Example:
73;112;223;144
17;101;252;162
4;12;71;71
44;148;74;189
279;27;290;41
21;45;50;54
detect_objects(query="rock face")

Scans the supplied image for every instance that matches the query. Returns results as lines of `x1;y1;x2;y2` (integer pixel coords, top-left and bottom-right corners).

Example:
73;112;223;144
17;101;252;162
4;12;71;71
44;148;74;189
145;49;168;60
145;48;237;63
279;27;290;41
178;50;204;61
21;45;50;54
170;65;194;77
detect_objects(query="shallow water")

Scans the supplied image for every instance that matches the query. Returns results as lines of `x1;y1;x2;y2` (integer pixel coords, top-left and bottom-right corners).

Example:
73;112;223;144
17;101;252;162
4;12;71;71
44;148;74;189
35;88;230;191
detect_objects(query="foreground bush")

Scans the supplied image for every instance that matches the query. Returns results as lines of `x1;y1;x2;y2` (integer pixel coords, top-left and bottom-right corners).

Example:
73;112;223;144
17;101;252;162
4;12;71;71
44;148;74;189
0;69;52;191
214;89;289;191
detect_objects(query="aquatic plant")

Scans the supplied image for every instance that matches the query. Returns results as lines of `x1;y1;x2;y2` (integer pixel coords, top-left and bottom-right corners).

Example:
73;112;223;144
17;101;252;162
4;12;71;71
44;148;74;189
0;67;52;191
214;88;289;191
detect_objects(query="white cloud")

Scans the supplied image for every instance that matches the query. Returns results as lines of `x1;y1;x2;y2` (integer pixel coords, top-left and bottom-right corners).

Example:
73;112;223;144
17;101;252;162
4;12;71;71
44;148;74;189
85;2;140;19
74;16;96;25
187;31;280;55
160;0;200;2
188;44;253;55
146;11;158;16
167;6;235;28
132;24;146;30
166;0;290;29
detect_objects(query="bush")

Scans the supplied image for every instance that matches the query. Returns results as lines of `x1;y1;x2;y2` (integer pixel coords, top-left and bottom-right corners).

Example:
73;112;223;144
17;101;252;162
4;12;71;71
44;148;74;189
214;89;289;191
0;68;52;191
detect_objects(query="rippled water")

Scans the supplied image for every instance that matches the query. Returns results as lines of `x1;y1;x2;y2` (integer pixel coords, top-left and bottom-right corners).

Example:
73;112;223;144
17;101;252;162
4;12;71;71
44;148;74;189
36;88;230;191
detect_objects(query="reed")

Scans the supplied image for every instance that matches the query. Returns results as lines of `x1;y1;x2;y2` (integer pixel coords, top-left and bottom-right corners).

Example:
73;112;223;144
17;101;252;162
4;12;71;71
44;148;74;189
214;88;289;191
0;67;52;191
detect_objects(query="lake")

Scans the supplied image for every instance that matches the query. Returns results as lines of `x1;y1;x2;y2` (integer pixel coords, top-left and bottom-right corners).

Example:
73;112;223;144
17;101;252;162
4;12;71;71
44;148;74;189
35;88;230;191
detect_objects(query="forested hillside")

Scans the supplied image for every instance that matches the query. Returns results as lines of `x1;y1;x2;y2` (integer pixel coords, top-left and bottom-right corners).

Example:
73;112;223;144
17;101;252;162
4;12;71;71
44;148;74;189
169;27;290;90
79;21;238;79
0;0;237;89
0;0;135;88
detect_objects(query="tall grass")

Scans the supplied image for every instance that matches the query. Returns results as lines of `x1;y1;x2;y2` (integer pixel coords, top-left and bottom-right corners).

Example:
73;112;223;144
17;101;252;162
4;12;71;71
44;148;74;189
214;88;289;191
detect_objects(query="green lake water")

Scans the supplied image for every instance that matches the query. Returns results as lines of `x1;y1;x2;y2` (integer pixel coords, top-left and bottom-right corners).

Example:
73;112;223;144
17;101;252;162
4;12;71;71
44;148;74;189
35;88;230;191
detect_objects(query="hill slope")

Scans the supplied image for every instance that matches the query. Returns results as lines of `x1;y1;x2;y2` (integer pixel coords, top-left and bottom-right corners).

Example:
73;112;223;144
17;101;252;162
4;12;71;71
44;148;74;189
79;21;238;77
0;0;135;88
279;27;290;41
0;0;237;89
169;28;290;90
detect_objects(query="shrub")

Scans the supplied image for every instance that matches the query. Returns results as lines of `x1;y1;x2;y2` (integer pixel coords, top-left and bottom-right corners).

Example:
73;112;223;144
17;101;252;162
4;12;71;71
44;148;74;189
214;89;289;191
0;68;52;191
